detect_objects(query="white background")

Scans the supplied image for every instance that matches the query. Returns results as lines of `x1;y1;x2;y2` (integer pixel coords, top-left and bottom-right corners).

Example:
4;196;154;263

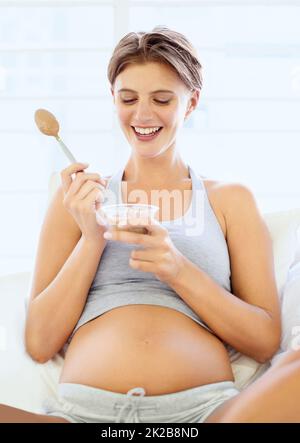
0;0;299;276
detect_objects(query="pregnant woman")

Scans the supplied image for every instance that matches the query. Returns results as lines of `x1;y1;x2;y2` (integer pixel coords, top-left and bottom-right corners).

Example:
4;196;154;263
2;26;300;423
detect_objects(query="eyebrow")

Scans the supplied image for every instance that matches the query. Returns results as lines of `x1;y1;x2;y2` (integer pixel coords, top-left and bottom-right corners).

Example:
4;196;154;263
117;88;175;94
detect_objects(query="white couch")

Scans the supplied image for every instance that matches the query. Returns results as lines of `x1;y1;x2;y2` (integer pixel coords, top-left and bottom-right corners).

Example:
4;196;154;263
1;173;300;414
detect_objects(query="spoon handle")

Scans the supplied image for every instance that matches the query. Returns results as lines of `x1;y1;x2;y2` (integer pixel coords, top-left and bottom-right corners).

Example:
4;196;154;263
55;135;77;163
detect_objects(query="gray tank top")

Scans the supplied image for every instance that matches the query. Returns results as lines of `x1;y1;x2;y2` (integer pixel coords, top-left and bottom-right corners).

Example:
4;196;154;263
66;164;238;360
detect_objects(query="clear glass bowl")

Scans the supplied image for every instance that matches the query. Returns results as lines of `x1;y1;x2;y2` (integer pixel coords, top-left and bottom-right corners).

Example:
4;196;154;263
97;204;159;234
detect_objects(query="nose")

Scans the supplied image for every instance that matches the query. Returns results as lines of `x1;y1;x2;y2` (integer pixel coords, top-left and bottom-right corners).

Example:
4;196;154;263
134;101;155;123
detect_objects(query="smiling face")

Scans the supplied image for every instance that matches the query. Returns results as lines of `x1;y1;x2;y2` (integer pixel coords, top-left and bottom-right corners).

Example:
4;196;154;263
111;62;199;159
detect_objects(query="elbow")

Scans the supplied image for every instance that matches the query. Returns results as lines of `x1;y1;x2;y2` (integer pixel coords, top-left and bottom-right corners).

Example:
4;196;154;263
254;331;281;364
252;312;282;364
255;349;277;365
25;344;51;364
28;351;50;364
24;329;52;364
25;338;52;364
25;325;65;364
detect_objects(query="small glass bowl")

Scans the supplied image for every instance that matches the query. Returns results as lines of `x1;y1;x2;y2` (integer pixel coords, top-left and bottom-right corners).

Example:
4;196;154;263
97;203;159;234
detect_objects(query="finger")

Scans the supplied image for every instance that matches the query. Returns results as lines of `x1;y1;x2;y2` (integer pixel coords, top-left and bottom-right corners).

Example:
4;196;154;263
76;180;104;201
77;186;103;210
73;172;105;184
129;258;155;273
130;248;157;262
70;174;105;197
100;176;109;187
104;228;159;247
126;215;166;236
60;162;89;194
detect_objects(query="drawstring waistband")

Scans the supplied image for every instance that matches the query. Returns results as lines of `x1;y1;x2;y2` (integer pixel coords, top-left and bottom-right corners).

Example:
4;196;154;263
115;387;151;423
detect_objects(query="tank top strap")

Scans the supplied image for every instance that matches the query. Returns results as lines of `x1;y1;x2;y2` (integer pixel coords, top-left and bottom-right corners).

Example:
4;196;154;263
187;164;205;194
187;163;198;183
104;165;124;206
188;165;226;241
184;164;206;223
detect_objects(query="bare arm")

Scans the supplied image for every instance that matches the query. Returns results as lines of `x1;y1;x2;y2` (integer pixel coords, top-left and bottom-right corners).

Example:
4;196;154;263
25;164;108;363
169;184;281;363
25;235;105;363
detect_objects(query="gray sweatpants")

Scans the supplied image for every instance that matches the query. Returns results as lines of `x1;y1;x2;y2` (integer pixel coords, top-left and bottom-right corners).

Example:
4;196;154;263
43;381;239;423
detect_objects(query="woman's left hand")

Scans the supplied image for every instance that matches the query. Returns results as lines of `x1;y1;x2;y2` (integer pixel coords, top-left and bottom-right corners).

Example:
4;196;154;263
103;218;185;285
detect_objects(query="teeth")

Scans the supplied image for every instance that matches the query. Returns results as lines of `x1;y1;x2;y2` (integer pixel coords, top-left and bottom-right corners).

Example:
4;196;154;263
134;126;161;135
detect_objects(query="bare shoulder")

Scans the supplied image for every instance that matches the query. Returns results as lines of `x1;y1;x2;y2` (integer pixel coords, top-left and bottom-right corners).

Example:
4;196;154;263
201;177;258;238
202;176;253;199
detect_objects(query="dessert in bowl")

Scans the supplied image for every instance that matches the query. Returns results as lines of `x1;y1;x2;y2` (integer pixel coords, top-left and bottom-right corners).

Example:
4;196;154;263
97;203;159;234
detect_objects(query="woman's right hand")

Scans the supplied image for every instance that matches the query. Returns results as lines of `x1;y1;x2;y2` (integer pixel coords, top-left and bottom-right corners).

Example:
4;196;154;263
61;162;107;242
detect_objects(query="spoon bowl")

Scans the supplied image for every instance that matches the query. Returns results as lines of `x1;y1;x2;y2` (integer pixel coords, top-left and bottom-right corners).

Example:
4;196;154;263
34;108;77;163
34;109;59;137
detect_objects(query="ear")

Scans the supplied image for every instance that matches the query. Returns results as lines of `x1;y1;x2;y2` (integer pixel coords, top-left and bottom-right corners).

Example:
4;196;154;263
111;87;116;105
185;90;200;120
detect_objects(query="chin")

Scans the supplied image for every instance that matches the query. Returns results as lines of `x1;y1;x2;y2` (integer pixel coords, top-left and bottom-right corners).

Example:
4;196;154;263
135;150;160;158
138;147;170;160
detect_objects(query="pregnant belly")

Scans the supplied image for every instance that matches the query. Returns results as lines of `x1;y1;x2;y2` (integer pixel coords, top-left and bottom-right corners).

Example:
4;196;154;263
59;305;234;395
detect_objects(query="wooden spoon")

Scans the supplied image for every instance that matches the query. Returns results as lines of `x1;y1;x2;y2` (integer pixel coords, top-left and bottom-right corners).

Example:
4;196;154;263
34;108;77;163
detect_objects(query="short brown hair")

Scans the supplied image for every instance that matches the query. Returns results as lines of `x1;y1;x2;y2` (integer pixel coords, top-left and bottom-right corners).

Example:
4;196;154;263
107;25;203;92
